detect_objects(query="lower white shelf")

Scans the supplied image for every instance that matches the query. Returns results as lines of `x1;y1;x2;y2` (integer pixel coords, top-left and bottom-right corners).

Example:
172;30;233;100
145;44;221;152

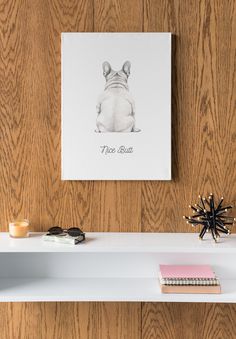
0;278;235;303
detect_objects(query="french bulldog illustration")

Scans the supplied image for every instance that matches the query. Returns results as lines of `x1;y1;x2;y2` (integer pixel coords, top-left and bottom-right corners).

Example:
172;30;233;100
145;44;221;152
95;61;141;133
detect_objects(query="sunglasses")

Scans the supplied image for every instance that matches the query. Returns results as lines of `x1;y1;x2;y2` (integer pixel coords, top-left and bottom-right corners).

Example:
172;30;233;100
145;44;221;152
47;226;85;242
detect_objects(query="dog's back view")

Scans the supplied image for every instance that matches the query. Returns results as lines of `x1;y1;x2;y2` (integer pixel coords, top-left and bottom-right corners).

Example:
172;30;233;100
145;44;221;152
95;61;141;133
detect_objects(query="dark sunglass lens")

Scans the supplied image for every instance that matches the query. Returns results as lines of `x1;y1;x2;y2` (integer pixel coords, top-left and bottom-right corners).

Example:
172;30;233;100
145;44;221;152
48;226;63;235
67;227;83;237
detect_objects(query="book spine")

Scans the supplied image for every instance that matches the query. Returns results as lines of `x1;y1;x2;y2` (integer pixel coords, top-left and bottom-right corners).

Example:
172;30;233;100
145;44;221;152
159;278;220;286
160;284;221;294
42;235;79;245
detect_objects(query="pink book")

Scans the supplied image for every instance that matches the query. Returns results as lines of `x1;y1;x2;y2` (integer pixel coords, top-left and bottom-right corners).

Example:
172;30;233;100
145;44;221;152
159;265;215;279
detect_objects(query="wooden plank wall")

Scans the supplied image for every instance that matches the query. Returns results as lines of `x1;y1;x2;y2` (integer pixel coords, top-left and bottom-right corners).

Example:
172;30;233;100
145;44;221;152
0;0;235;338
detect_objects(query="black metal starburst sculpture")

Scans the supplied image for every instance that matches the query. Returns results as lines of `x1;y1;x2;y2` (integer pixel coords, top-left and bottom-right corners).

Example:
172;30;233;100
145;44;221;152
183;194;235;242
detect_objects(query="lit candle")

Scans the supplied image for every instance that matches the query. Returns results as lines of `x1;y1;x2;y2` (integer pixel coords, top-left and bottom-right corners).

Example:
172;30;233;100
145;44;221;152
9;219;29;238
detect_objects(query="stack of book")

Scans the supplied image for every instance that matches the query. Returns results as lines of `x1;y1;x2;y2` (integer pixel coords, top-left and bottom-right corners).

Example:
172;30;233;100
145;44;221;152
159;265;221;294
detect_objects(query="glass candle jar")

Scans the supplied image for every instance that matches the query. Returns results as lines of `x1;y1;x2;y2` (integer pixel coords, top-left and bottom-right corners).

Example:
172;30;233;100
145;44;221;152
9;219;29;238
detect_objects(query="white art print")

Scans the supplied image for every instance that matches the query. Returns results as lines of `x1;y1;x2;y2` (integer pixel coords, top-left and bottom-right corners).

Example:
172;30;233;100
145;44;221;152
62;33;171;180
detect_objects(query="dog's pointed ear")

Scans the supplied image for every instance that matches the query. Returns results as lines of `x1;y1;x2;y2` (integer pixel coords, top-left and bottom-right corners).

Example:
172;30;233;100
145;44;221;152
102;61;111;77
122;61;131;76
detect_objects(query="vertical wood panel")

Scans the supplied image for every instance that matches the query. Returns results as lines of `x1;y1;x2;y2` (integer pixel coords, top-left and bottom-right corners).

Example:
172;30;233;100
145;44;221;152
93;1;143;338
0;1;98;339
142;1;236;339
4;302;101;339
142;302;236;339
92;0;143;233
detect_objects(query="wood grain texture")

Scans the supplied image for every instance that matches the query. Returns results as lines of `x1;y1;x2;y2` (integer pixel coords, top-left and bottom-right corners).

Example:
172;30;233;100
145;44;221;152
92;0;143;233
142;1;236;339
141;0;236;230
92;1;143;339
0;0;235;338
5;302;100;339
0;0;143;339
142;302;236;339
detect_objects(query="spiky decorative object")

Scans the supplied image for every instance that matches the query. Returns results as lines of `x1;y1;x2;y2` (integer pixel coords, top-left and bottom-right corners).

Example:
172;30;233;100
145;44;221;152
183;194;235;242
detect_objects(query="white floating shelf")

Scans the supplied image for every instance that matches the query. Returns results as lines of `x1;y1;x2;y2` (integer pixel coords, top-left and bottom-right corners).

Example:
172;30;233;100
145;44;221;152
0;232;235;302
1;232;236;253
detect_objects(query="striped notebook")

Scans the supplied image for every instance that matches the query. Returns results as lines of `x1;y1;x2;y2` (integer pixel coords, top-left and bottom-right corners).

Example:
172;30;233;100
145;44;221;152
159;265;221;294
